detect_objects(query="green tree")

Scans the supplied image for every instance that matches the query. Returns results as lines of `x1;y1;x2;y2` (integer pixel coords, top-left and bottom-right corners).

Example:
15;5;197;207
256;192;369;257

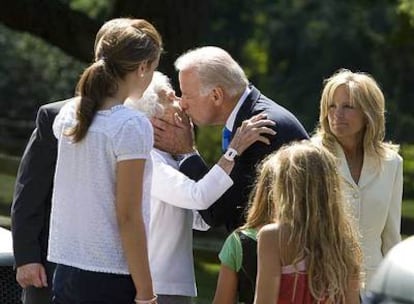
1;0;414;158
206;0;414;143
0;0;209;82
0;0;209;154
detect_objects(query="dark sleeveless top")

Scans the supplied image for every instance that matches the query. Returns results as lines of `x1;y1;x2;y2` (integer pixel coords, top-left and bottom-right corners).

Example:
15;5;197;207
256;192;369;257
237;231;257;304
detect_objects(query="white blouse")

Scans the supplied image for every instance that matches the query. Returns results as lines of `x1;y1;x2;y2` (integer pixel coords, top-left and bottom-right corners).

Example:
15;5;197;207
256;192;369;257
48;100;153;274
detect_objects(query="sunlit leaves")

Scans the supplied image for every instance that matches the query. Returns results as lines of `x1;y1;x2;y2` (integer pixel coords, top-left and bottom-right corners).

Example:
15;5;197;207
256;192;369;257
399;0;414;26
0;24;85;120
70;0;111;20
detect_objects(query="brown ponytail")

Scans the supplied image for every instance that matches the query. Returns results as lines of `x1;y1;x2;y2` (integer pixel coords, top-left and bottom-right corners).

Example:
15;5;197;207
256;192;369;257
65;59;118;142
66;18;162;143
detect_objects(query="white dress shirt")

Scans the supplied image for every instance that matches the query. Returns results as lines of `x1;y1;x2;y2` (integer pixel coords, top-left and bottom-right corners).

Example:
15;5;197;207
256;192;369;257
224;87;251;131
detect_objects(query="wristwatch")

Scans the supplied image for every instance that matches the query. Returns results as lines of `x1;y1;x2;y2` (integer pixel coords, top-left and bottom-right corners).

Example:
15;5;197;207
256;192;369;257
223;147;238;161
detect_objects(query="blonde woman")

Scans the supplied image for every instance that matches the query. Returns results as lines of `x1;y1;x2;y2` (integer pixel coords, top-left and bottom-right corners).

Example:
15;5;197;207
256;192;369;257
312;68;403;286
254;141;362;303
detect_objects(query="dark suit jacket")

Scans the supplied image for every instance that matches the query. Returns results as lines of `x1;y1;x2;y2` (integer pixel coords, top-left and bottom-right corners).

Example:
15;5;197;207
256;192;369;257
180;86;309;231
11;99;68;268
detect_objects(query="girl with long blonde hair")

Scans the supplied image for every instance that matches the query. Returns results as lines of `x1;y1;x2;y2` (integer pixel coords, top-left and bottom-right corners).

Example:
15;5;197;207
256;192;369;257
254;141;362;303
213;142;281;304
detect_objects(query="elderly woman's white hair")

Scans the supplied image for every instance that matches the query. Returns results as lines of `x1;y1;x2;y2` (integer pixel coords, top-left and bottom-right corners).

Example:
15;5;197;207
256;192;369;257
125;71;173;117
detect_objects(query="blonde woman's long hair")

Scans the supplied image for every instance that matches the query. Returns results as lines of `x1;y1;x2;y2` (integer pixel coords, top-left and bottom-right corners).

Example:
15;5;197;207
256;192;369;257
314;68;399;159
256;141;362;302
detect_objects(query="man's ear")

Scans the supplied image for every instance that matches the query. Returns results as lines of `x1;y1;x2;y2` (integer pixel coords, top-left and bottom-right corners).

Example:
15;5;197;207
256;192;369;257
210;86;225;106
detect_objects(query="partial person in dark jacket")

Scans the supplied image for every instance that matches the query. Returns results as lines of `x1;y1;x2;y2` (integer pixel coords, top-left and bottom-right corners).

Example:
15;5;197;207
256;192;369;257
10;18;133;304
11;100;67;304
152;46;309;231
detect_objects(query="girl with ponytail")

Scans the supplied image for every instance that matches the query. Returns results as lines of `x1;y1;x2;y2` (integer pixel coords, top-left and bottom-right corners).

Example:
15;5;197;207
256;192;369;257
48;18;162;304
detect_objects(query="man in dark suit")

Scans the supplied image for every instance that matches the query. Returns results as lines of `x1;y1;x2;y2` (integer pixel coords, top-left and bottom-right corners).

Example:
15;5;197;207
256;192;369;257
152;46;309;231
11;99;68;304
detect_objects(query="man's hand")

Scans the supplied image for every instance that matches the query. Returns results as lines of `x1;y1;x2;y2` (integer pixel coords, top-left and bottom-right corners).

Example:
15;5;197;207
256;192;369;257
16;263;48;288
229;113;277;155
151;112;195;155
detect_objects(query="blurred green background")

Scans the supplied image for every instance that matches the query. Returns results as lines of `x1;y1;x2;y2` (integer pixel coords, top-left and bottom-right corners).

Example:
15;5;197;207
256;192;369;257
1;0;414;302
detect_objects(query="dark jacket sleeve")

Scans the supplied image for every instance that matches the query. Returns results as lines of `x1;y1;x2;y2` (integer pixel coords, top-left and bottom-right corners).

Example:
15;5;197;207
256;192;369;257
181;100;309;231
191;140;277;230
179;154;210;180
11;103;60;267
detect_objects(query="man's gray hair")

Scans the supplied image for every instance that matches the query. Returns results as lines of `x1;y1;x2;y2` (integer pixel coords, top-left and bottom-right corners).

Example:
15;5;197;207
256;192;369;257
174;46;248;98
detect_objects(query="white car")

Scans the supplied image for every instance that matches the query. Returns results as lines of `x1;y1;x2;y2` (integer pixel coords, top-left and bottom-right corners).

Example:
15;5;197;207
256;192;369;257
0;226;13;257
0;227;22;303
364;236;414;303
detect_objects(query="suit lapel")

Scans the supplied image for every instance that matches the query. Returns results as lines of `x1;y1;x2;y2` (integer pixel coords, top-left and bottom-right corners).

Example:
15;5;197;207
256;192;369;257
335;142;379;188
335;143;355;186
358;153;379;188
233;85;261;133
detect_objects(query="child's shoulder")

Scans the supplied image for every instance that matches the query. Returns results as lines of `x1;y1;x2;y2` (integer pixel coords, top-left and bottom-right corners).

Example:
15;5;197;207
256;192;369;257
259;222;290;235
258;223;293;249
258;223;281;244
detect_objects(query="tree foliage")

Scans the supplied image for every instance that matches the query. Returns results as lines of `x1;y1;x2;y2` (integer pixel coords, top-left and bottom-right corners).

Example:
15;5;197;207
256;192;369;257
204;0;414;142
0;0;414;160
399;0;414;26
0;25;85;121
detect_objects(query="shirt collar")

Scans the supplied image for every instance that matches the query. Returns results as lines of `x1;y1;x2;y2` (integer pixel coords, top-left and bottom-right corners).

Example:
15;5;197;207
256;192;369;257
225;86;251;131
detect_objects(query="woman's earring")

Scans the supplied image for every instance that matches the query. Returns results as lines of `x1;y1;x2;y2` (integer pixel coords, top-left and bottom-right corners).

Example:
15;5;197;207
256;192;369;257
140;73;144;78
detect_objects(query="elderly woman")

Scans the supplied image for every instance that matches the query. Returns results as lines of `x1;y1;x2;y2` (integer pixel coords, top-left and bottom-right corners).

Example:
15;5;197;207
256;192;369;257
126;71;275;304
312;68;403;287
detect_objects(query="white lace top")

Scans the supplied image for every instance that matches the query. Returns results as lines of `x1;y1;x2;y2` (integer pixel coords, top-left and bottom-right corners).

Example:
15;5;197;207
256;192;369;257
48;99;153;274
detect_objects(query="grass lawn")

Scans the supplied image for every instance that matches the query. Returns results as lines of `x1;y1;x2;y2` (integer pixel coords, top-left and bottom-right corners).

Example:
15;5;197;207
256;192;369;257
0;173;14;227
194;249;221;302
402;199;414;219
0;173;14;207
